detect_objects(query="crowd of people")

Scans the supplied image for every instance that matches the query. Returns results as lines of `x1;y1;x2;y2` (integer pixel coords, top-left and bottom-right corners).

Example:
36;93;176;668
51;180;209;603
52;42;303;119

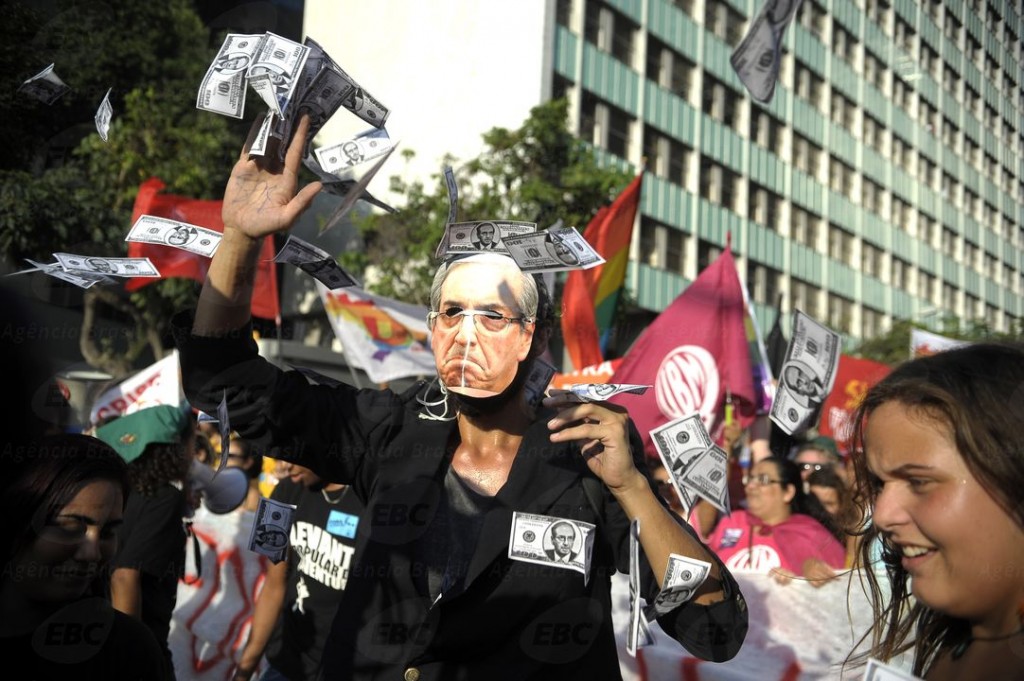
4;113;1024;681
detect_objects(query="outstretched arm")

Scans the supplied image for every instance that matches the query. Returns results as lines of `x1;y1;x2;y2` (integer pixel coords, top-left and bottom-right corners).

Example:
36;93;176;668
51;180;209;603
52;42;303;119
193;115;322;337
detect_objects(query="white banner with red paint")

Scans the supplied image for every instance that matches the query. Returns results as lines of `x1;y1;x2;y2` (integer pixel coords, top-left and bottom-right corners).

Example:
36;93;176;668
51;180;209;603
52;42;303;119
169;506;268;681
89;350;183;424
612;568;906;680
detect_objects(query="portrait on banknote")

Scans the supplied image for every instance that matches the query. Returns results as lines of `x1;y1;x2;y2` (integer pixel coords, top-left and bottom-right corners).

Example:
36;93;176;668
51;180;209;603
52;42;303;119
213;52;252;74
471;222;500;250
86;257;115;274
781;360;825;407
544;520;580;564
544;232;579;266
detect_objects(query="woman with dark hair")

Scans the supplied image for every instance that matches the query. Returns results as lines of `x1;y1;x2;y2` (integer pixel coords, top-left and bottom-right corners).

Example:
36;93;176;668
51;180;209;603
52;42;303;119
704;456;845;580
846;343;1024;679
0;433;169;679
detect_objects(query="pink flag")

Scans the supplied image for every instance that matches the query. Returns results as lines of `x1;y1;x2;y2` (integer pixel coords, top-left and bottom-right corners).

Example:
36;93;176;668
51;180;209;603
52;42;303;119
610;245;756;456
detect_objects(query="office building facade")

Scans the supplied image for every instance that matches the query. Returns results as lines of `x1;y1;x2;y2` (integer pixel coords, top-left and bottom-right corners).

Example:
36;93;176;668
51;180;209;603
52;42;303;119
309;0;1024;345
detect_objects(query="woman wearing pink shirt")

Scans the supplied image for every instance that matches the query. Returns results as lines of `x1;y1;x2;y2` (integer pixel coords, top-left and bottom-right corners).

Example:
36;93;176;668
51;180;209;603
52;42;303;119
705;456;845;580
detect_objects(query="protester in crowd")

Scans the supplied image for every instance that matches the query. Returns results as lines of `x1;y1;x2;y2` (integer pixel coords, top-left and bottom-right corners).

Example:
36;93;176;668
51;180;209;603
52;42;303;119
704;456;845;582
225;435;264;512
234;462;364;681
807;466;861;568
0;433;171;680
173;115;748;679
846;343;1024;679
96;404;192;679
792;435;846;484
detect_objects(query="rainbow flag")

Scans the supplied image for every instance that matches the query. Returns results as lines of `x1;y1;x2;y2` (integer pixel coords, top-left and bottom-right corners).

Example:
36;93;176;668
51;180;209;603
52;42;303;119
561;173;643;371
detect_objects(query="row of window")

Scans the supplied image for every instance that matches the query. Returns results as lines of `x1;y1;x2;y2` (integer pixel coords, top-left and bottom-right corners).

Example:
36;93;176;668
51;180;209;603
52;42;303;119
638;223;1016;336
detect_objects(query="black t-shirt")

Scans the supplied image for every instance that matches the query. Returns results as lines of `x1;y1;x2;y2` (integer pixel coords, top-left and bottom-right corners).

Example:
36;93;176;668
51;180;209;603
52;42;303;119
0;598;171;680
266;478;364;681
111;484;187;666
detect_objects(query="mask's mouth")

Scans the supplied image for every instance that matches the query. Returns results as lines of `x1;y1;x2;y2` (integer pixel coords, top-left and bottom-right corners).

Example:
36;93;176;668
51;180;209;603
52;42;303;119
447;358;530;417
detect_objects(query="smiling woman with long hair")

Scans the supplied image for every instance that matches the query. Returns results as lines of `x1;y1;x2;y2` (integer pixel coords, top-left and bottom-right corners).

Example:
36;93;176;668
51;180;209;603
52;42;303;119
846;343;1024;680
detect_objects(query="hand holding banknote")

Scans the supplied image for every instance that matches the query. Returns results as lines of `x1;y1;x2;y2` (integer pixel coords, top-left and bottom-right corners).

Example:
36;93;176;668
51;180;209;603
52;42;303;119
223;114;322;240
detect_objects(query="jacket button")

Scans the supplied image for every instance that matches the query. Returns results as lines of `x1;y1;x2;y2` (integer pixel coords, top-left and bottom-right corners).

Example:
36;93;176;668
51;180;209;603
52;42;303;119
403;667;421;681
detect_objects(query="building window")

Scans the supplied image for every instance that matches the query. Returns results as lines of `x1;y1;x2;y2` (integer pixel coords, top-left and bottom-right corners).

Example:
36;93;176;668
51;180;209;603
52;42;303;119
750;109;782;155
666;228;686;275
794;60;826;110
584;3;636;66
670;0;695;18
830;89;857;130
791;278;821;319
798;0;828;39
791;205;821;248
828;224;854;265
918;270;936;302
917;212;936;245
702;74;740;130
639;218;661;268
829;157;855;198
705;0;746;47
942;282;957;310
580;93;633;158
556;0;572;28
941;227;957;258
832;22;857;62
827;293;854;334
892;196;911;229
862;241;883;277
746;262;781;306
748;182;783;231
646;38;694;100
792;132;822;177
862;177;882;214
699;158;739;212
697;238;722;272
963;240;978;269
643;128;690;187
891;257;910;290
862;306;885;339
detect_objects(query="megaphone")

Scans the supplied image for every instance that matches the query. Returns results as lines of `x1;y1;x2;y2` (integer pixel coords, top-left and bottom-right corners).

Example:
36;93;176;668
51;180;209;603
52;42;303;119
189;460;249;514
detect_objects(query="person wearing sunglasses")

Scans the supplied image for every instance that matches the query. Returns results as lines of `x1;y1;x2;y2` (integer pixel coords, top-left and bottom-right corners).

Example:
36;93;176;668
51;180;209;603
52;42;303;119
704;456;845;584
792;435;845;484
173;116;749;680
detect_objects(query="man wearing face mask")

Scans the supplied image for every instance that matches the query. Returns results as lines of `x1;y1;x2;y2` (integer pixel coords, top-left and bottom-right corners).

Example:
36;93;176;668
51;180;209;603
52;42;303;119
173;116;748;681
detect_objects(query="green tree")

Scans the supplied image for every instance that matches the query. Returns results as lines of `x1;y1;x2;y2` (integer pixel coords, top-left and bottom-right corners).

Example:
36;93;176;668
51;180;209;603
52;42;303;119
852;315;1024;366
341;98;633;305
0;0;243;377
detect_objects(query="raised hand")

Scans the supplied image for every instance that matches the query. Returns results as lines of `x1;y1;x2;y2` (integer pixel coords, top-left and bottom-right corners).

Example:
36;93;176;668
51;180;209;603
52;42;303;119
222;114;322;239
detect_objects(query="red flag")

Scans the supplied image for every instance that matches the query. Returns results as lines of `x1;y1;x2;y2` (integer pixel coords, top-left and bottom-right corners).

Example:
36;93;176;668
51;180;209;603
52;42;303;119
817;354;891;454
561;174;643;371
125;178;280;321
609;244;756;456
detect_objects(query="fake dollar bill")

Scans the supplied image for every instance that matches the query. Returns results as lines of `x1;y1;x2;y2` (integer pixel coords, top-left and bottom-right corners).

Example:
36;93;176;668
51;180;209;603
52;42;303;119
501;227;605;274
651;413;712;512
316;128;393;174
769;309;841;436
523;358;556;411
730;0;804;102
627;519;655;656
125;215;221;258
863;658;922;681
196;33;264;118
564;383;652;402
318;142;399;235
94;88;113;142
18;63;70;105
444;165;459;225
643;553;711;619
53;253;159;278
248;496;296;563
23;259;110;289
436;220;537;259
508;512;595;585
246;32;310;115
274;235;360;289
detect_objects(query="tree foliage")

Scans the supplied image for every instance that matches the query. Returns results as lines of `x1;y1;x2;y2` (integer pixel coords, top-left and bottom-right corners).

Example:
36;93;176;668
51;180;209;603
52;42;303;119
852;315;1024;366
341;98;633;304
0;0;244;377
